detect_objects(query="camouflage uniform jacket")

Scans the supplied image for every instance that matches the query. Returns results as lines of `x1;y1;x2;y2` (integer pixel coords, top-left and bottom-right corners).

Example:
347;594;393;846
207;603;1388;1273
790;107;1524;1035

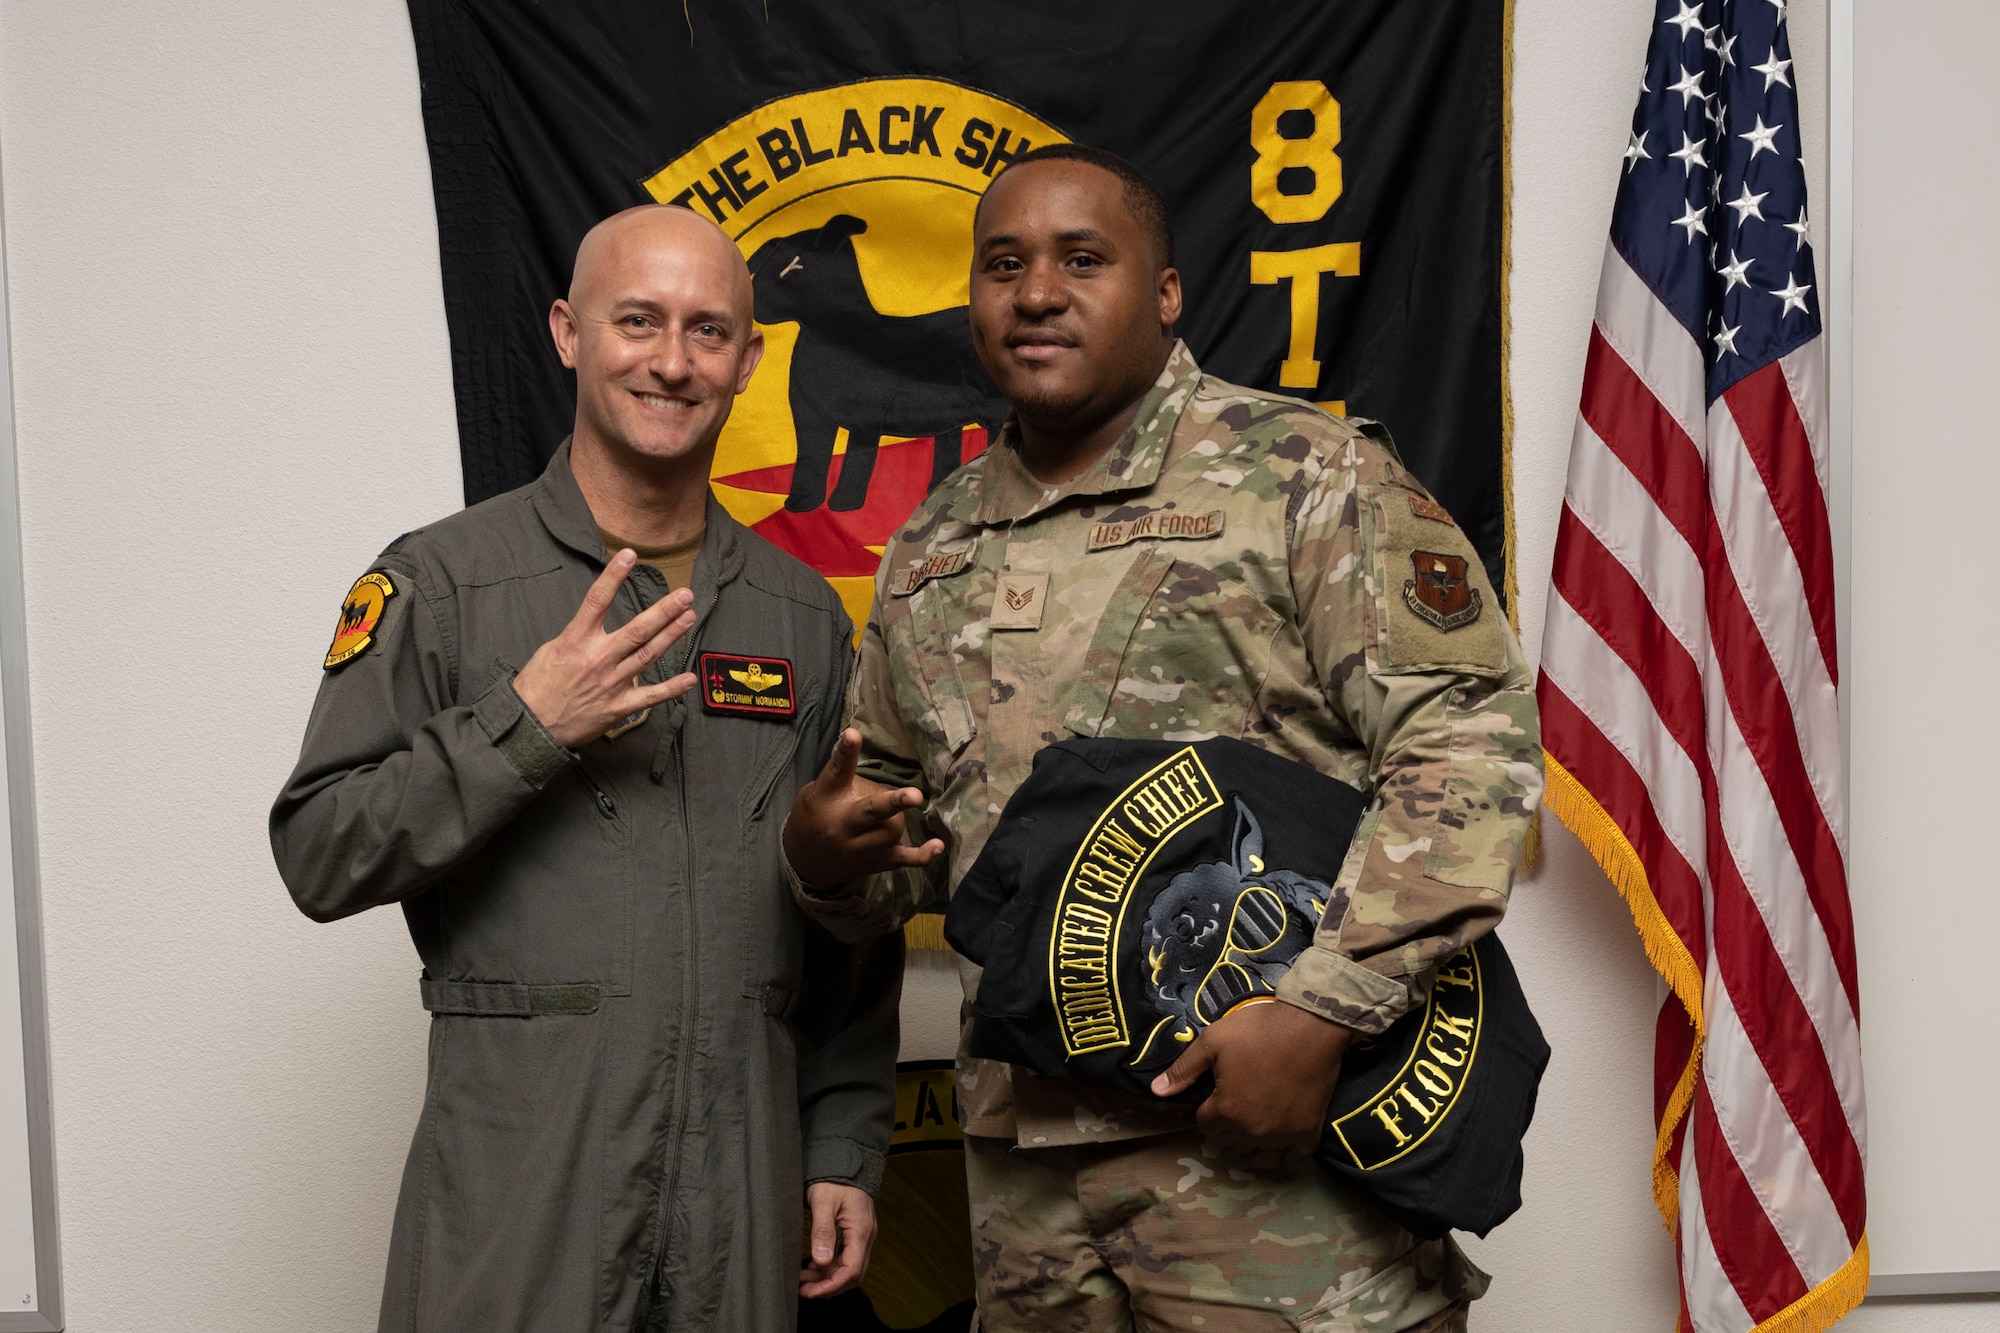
797;342;1543;1145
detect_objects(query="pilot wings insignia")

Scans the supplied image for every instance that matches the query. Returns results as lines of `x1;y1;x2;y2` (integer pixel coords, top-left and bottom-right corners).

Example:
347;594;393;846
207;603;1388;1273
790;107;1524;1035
728;663;784;692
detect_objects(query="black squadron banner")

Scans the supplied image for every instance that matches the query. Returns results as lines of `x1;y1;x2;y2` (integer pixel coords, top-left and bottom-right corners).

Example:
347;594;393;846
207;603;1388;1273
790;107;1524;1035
407;0;1509;628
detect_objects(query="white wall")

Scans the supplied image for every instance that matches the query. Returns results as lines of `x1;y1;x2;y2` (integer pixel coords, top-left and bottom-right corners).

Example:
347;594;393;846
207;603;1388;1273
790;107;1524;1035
0;5;456;1327
0;2;1982;1330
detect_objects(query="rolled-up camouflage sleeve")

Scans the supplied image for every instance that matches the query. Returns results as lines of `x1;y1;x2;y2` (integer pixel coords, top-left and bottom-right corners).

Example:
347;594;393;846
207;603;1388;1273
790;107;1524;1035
1274;445;1544;1035
785;584;947;942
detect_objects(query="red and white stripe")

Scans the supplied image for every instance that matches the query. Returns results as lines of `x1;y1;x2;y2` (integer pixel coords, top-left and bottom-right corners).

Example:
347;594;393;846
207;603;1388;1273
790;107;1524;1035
1537;246;1868;1330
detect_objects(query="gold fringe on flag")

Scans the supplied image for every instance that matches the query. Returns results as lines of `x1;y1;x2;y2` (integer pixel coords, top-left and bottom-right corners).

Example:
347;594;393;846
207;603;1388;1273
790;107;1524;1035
1540;751;1707;1231
1652;1041;1701;1230
1753;1234;1870;1333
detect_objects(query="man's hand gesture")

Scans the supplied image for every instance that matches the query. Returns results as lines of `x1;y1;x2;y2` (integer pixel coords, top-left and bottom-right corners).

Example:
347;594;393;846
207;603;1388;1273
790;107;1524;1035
783;728;944;889
1150;999;1353;1154
513;549;700;749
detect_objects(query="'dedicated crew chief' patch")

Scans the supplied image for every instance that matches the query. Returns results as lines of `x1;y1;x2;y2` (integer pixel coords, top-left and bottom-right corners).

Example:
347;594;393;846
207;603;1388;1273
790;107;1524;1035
945;735;1550;1238
698;652;796;720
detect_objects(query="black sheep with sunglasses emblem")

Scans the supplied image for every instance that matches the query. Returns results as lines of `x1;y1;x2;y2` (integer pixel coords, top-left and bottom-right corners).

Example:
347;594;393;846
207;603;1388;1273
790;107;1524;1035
1135;799;1333;1068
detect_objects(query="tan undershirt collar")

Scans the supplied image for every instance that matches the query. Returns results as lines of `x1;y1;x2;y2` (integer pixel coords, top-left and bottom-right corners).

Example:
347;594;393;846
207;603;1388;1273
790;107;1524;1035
599;523;705;591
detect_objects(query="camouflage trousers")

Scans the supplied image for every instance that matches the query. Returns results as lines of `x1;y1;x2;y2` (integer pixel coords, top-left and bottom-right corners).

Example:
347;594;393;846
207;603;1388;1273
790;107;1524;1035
965;1131;1487;1332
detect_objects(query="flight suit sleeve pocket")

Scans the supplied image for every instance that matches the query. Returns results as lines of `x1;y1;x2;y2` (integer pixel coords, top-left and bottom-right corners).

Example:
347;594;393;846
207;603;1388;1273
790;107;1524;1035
1372;488;1507;678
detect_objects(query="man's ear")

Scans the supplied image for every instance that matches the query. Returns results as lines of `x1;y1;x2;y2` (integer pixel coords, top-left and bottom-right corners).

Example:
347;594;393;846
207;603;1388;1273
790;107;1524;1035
549;298;581;369
1158;267;1183;330
735;326;766;395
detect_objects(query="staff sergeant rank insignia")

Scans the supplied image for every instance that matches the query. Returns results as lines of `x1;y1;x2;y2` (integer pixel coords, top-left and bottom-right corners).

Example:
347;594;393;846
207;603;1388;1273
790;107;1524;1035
698;652;797;720
324;571;395;669
1403;550;1483;633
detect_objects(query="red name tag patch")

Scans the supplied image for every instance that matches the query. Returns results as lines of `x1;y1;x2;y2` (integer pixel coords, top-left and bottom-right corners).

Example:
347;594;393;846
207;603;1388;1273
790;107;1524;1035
698;652;797;720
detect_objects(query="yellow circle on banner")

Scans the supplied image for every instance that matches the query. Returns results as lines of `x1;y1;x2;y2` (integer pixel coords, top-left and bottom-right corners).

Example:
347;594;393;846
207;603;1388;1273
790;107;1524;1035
644;80;1068;630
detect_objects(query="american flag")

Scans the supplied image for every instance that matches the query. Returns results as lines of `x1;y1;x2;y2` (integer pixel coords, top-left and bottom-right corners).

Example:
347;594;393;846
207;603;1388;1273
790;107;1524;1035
1535;2;1868;1329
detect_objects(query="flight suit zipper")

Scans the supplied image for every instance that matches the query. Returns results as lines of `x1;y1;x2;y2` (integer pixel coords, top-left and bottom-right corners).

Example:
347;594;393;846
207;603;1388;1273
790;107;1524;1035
648;577;722;1307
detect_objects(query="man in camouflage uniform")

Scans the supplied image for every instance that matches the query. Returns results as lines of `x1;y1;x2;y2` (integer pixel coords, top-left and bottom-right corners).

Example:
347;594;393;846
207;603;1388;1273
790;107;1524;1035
785;146;1542;1331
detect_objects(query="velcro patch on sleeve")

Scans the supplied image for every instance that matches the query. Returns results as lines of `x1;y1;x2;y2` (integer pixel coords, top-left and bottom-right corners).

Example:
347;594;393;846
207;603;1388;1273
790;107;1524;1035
1085;508;1226;553
1407;494;1456;526
1373;490;1506;675
698;652;797;720
324;571;395;669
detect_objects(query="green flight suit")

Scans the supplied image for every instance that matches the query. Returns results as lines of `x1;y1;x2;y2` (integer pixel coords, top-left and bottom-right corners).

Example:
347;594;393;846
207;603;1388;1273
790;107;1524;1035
272;443;898;1333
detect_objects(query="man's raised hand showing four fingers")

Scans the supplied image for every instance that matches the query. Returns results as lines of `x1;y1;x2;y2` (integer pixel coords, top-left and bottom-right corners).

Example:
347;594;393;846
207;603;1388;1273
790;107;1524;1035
512;548;700;749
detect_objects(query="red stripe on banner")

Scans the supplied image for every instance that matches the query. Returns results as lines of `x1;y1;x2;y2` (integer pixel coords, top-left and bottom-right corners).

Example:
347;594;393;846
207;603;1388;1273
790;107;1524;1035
1537;682;1709;981
1722;363;1840;685
1693;1081;1810;1320
1579;328;1708;551
1701;531;1861;1012
1707;849;1869;1241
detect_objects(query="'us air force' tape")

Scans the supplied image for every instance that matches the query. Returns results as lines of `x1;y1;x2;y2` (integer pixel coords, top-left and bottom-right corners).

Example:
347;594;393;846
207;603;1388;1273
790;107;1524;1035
945;735;1549;1238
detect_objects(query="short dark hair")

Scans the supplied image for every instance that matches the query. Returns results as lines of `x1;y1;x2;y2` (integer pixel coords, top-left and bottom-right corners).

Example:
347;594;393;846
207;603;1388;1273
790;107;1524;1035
981;143;1175;269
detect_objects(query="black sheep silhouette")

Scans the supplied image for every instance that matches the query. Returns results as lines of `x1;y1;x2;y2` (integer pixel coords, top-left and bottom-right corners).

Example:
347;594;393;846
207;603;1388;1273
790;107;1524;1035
746;215;1007;513
1134;800;1332;1068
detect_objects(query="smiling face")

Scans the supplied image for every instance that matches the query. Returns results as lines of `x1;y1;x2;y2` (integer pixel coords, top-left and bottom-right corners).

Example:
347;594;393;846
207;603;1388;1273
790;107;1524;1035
969;160;1181;436
550;206;764;473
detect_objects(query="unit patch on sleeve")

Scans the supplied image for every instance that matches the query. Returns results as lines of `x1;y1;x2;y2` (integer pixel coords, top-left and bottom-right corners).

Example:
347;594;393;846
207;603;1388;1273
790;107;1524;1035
698;652;797;720
1403;551;1483;633
323;571;396;669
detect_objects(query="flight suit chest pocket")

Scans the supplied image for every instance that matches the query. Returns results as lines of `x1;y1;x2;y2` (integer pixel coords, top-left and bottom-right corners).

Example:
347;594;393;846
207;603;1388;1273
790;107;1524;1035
885;580;980;779
1064;549;1283;741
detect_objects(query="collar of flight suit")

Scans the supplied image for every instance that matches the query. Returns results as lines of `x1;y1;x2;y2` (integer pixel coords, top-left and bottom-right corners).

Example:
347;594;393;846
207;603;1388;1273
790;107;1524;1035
969;339;1203;528
529;437;747;594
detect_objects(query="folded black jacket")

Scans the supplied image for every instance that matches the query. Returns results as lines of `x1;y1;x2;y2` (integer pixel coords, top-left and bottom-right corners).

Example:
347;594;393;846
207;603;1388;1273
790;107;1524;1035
945;735;1549;1237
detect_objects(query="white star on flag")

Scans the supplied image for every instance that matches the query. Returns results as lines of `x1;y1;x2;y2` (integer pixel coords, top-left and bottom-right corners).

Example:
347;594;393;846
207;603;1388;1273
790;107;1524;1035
1712;319;1742;356
1668;64;1707;108
1625;129;1651;171
1785;204;1811;250
1740;114;1783;157
1672;200;1708;241
1726;183;1768;224
1717;250;1754;292
1752;48;1793;90
1665;1;1704;38
1773;272;1812;316
1669;131;1708;175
